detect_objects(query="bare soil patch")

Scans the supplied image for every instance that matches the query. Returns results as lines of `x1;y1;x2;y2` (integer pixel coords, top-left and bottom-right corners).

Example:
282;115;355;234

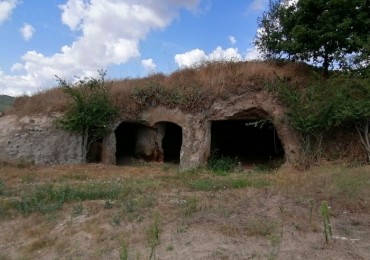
0;163;369;259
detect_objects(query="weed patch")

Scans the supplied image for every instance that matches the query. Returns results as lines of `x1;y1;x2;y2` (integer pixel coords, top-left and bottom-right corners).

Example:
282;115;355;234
14;181;123;214
207;155;237;175
0;180;4;196
245;218;278;237
119;240;129;260
182;196;198;217
148;214;161;260
190;177;270;191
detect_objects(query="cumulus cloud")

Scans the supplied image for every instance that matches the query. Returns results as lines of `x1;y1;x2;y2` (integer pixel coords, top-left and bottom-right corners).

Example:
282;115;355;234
175;46;262;69
174;49;207;68
20;23;35;41
0;0;201;96
245;46;262;60
175;47;244;69
0;0;18;24
141;58;157;72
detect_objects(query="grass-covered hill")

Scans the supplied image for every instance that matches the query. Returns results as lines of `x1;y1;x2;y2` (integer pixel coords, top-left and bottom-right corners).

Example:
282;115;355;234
6;61;311;116
0;95;14;113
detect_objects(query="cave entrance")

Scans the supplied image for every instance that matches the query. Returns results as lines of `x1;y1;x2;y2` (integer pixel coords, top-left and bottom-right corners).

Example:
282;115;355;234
155;122;183;164
115;122;162;165
210;119;284;167
86;138;103;163
114;121;183;165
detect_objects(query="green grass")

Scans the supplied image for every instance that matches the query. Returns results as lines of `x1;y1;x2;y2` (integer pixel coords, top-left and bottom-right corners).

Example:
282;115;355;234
207;155;237;175
119;240;129;260
12;178;159;215
148;213;161;260
334;168;369;200
190;177;270;191
14;182;122;214
182;196;198;217
0;180;4;196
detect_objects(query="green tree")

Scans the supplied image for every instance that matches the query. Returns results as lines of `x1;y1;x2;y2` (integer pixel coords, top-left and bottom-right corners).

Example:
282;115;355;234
56;70;119;162
255;0;370;77
280;75;370;163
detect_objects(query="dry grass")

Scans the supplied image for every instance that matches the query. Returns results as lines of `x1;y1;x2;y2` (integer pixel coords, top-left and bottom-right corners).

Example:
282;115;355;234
0;162;369;259
5;61;313;117
7;87;69;117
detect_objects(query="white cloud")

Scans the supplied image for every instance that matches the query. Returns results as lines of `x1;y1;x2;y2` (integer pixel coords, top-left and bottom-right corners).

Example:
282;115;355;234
209;47;242;61
245;46;262;60
248;0;268;12
20;23;35;41
141;58;157;72
59;0;88;30
228;35;236;45
175;49;207;68
175;47;244;69
0;0;201;96
0;0;18;24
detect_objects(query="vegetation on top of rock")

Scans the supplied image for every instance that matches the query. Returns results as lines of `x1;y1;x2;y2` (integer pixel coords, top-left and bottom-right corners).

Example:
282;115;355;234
255;0;370;77
6;61;311;116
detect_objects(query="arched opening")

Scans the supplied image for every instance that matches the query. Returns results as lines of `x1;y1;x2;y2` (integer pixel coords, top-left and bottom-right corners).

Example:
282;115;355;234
115;122;162;165
210;115;285;168
86;138;103;163
156;122;183;164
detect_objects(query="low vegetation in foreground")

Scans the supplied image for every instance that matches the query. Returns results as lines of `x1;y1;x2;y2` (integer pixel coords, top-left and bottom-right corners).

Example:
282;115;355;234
0;162;369;259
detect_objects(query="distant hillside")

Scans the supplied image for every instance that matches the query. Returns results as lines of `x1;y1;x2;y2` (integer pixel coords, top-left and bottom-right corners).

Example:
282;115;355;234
0;95;14;113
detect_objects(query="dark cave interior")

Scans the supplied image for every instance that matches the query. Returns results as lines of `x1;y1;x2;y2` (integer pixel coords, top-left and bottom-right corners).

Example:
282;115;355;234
115;121;182;165
210;120;285;165
160;122;182;164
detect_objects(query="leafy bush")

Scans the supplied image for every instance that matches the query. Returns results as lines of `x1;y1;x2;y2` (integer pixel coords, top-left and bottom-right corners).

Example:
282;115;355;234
272;74;370;165
207;152;238;175
56;70;119;162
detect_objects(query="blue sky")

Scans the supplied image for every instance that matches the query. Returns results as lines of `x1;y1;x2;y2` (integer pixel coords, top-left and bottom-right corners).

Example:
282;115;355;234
0;0;269;96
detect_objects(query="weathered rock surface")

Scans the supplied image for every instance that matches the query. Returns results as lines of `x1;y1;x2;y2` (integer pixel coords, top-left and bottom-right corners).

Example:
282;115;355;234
0;90;300;169
0;115;83;164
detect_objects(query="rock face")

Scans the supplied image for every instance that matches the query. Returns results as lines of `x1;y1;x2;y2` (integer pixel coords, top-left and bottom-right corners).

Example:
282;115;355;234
0;90;300;169
0;115;83;165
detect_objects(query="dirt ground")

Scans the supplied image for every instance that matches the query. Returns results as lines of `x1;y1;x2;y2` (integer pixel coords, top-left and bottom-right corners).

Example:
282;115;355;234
0;163;369;259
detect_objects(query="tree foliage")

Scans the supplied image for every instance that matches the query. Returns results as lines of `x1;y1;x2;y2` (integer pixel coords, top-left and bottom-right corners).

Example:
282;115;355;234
56;70;119;162
277;74;370;161
255;0;370;77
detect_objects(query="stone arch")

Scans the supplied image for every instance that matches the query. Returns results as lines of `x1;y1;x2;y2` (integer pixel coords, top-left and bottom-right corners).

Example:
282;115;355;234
114;121;163;165
206;92;299;168
209;108;285;167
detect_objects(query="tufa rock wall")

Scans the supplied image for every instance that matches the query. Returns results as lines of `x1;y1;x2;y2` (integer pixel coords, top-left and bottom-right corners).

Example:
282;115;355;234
0;115;83;165
0;90;300;169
